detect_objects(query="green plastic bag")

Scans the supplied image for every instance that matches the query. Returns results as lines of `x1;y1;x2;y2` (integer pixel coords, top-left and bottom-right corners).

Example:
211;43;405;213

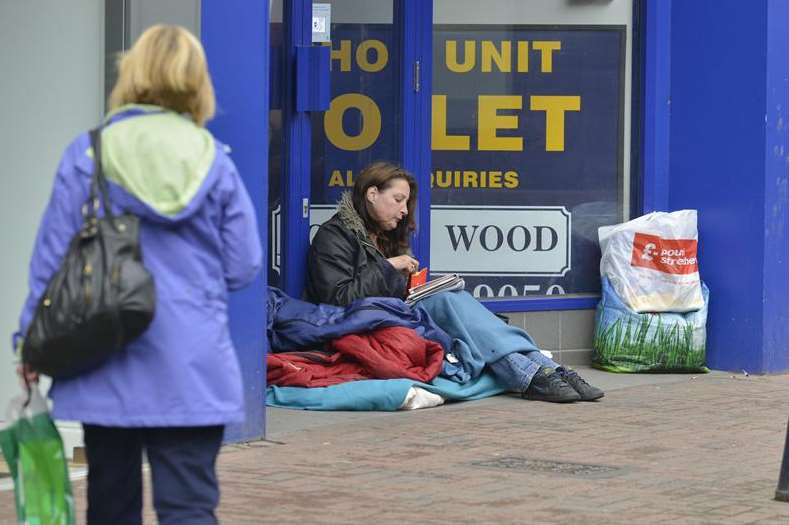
0;384;75;525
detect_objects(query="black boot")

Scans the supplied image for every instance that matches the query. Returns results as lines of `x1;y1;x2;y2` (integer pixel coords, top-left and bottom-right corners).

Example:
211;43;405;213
557;368;605;401
522;367;581;403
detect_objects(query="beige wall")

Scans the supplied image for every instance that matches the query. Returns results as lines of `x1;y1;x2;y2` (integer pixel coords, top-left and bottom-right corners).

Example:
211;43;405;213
0;1;104;454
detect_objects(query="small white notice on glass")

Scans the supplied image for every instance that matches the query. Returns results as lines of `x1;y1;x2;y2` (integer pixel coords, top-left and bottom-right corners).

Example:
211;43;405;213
312;3;331;43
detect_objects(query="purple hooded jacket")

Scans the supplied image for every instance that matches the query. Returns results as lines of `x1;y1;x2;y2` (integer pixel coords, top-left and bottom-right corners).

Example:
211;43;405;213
16;105;262;426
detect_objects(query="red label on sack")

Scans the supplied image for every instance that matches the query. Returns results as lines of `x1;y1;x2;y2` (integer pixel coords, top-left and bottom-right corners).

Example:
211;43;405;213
630;232;699;274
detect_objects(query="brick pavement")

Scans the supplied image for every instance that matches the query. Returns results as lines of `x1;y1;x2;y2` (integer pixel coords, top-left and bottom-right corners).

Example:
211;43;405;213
3;373;789;524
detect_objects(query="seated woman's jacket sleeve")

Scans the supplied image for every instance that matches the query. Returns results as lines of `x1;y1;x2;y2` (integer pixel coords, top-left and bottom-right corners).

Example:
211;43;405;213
307;221;406;306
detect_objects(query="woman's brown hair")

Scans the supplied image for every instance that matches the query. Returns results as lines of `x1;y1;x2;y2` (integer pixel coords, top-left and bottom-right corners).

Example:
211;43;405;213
352;162;417;258
108;24;215;126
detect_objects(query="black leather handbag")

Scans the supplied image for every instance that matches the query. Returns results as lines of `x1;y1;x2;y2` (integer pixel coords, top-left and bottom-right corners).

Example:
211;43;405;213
22;128;156;378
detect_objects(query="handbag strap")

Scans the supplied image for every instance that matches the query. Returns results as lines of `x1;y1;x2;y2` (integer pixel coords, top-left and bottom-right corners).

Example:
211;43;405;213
87;128;126;348
87;127;115;223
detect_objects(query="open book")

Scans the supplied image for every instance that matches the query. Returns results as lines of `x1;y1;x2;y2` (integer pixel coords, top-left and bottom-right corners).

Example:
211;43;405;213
405;270;465;305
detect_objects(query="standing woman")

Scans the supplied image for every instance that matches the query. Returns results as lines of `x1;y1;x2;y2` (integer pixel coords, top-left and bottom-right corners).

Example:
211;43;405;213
15;25;262;524
307;162;603;404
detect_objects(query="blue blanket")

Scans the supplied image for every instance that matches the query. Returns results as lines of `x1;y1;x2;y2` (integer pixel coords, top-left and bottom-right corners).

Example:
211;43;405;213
417;290;541;381
265;289;543;411
266;371;507;411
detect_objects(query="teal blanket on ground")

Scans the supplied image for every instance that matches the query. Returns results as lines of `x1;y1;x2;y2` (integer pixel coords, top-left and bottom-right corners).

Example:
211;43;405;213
266;371;506;411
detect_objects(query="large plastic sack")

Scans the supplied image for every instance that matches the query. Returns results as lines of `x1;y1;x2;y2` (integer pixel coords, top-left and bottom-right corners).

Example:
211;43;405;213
598;210;703;313
593;276;709;373
0;384;75;525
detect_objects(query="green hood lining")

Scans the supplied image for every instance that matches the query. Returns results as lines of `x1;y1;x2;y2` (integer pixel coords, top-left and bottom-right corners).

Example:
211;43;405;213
90;105;216;217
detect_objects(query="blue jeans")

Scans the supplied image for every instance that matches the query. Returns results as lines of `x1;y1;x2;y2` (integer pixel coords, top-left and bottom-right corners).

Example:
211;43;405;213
83;424;224;525
489;350;561;392
417;290;561;391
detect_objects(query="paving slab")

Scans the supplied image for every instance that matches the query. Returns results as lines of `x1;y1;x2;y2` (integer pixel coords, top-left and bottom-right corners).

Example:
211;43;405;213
265;367;732;439
2;368;789;524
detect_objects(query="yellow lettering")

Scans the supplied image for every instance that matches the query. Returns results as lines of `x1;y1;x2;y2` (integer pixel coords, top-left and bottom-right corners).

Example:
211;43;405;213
324;94;381;151
530;95;580;152
356;39;388;73
532;41;561;73
427;170;513;189
481;41;510;73
446;40;475;73
463;171;479;188
331;40;352;72
517;41;529;72
432;95;471;151
434;170;451;188
329;170;344;186
478;95;523;152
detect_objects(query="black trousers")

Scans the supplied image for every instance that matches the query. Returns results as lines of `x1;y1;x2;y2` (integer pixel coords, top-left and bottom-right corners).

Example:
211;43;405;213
82;424;224;525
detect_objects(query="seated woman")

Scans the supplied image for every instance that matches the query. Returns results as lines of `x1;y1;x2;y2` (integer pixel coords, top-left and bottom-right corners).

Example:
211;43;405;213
306;162;603;403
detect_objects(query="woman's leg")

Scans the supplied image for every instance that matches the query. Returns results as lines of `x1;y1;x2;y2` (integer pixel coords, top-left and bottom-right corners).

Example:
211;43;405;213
521;350;605;401
145;426;225;525
520;350;560;369
83;425;144;525
489;352;580;402
418;291;602;401
417;291;541;377
488;352;543;392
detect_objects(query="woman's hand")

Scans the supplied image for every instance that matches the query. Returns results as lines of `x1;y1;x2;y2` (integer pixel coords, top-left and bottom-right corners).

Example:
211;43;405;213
387;255;419;275
16;363;39;384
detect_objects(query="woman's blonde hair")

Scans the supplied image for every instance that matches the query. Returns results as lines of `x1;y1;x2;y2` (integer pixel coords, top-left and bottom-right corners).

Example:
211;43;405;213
108;24;215;126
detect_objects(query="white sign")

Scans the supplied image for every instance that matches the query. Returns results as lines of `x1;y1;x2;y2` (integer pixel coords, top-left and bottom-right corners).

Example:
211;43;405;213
430;206;571;276
270;204;336;275
312;3;331;43
309;205;336;242
272;204;570;279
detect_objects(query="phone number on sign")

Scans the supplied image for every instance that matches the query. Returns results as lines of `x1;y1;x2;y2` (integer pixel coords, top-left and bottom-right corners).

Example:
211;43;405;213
470;282;566;299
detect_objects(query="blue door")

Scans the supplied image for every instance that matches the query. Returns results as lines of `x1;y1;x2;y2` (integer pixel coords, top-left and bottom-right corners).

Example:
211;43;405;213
269;0;434;298
203;0;432;439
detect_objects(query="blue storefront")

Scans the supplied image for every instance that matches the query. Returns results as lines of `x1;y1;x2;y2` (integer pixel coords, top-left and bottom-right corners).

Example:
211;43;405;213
99;0;789;439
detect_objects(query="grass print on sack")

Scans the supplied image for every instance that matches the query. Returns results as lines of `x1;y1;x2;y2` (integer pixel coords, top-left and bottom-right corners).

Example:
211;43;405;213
592;276;709;373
